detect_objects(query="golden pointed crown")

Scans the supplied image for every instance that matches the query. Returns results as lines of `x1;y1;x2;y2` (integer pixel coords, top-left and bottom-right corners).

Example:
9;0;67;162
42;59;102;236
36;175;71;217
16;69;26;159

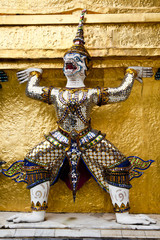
64;9;92;72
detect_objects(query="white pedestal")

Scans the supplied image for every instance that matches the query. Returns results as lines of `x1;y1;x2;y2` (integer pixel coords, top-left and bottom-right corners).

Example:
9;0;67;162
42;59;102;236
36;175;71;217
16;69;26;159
0;212;160;239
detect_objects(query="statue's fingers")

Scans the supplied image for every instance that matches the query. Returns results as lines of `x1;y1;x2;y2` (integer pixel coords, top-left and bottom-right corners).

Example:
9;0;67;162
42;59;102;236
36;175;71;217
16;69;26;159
143;67;152;71
17;75;30;83
143;69;153;74
132;216;150;225
17;75;28;81
7;214;19;222
17;74;28;80
143;74;153;77
142;69;153;78
18;79;28;84
142;67;152;71
17;70;28;76
13;217;23;223
138;214;156;224
143;69;153;72
125;218;150;225
13;214;31;223
137;220;150;225
17;72;26;77
144;217;156;224
143;73;153;78
143;68;153;73
17;73;29;80
19;79;28;84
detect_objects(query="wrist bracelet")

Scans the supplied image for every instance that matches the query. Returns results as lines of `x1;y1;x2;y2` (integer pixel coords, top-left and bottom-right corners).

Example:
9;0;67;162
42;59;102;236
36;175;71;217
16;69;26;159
126;68;137;77
30;71;41;78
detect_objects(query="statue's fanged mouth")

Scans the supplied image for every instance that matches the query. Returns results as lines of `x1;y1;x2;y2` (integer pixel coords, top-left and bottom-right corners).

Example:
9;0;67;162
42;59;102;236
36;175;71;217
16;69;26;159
66;62;77;70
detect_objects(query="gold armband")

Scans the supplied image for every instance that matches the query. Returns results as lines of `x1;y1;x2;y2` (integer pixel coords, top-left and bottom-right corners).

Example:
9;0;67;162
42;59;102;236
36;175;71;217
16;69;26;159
30;71;41;78
97;87;109;106
41;86;54;104
126;68;137;77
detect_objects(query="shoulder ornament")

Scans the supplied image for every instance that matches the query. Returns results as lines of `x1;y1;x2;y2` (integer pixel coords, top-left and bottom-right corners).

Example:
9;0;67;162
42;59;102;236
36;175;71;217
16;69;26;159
41;86;54;104
97;87;109;106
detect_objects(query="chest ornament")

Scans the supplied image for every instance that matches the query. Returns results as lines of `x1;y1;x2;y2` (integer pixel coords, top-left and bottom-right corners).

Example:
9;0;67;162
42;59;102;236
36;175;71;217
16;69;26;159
57;88;90;125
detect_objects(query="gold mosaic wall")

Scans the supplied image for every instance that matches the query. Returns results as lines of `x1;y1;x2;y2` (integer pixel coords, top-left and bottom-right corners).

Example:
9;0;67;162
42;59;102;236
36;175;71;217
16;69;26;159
0;0;160;213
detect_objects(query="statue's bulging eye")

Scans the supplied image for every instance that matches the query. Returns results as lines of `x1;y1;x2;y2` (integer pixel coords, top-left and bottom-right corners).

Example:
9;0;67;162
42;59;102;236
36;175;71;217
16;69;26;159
74;56;83;63
75;57;80;61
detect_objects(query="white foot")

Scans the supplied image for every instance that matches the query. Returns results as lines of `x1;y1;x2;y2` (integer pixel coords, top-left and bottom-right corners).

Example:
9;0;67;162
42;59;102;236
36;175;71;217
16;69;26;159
116;212;157;225
7;211;45;223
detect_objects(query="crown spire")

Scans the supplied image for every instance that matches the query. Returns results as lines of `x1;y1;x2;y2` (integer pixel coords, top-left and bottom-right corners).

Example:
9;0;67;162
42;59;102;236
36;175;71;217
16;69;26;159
73;9;87;45
64;9;92;73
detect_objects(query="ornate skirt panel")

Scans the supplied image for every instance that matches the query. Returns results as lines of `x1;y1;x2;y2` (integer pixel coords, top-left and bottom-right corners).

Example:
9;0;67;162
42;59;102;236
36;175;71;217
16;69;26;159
81;138;127;191
2;129;154;192
45;128;103;150
25;140;66;170
82;139;126;168
25;139;66;187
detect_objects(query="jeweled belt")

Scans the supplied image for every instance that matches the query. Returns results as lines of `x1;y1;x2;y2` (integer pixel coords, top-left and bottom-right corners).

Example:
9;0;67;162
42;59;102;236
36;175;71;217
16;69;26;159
58;125;91;140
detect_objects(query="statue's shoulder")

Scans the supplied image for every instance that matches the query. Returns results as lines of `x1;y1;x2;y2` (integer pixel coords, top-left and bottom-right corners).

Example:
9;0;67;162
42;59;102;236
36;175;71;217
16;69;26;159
51;87;60;93
87;87;98;94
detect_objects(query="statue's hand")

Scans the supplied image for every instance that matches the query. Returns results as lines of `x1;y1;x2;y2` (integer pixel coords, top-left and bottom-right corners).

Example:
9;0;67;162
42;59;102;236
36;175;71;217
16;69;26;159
17;68;43;84
116;212;156;225
128;66;153;83
7;211;45;223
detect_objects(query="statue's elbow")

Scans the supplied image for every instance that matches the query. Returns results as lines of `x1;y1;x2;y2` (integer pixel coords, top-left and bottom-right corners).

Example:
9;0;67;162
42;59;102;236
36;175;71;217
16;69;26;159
25;87;32;98
121;89;131;101
123;95;129;101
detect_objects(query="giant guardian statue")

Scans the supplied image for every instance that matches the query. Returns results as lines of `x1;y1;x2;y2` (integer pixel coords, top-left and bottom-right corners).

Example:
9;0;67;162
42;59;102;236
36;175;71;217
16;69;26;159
3;10;156;225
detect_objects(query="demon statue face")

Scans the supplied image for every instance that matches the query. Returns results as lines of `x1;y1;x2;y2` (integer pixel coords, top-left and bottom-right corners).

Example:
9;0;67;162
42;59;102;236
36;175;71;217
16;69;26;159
63;53;87;79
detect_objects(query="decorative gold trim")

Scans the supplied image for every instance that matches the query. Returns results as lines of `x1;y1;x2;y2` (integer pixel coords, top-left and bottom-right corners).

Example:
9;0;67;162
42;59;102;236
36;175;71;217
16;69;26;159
114;202;130;213
97;87;109;106
41;86;54;104
58;124;91;138
31;201;48;211
126;68;137;77
105;167;131;186
108;165;132;173
1;13;160;26
62;87;88;94
30;71;41;78
97;87;102;106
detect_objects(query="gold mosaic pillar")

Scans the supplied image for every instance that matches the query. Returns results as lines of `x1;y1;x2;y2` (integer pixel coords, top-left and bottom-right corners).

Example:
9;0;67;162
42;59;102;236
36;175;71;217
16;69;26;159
0;0;160;213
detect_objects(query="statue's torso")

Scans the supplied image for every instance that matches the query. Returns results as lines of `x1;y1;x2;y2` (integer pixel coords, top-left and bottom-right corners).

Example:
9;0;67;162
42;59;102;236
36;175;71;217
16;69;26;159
53;88;98;132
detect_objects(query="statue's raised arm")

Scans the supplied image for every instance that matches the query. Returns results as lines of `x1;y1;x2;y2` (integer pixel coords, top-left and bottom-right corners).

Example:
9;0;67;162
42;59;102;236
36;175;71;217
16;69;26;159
98;66;153;106
17;67;56;104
